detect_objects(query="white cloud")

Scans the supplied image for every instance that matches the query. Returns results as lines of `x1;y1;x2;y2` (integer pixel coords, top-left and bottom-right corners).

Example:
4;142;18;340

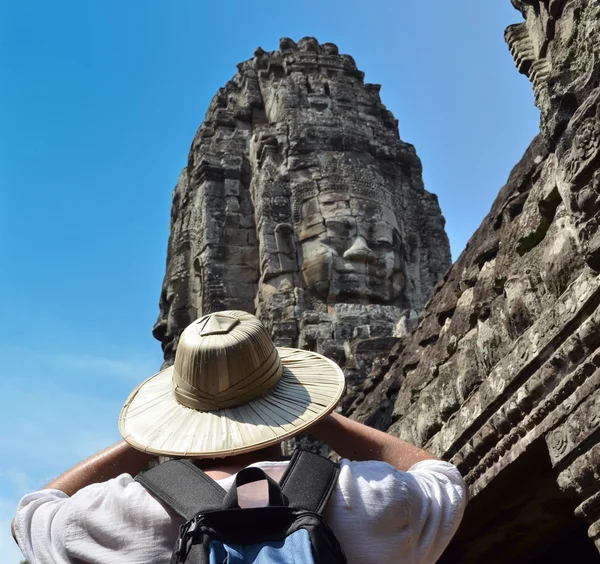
0;471;36;500
2;388;122;466
0;516;27;563
0;344;160;383
0;342;164;561
0;401;125;562
0;343;160;463
0;490;32;562
46;351;160;381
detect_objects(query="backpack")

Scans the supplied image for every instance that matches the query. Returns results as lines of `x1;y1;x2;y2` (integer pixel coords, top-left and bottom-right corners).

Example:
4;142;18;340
136;448;347;564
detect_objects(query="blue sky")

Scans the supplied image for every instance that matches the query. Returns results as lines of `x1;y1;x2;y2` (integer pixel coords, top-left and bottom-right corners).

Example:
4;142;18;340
1;1;538;560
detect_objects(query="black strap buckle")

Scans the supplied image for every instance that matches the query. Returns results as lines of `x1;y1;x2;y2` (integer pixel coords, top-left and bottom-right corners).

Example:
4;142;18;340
175;515;202;563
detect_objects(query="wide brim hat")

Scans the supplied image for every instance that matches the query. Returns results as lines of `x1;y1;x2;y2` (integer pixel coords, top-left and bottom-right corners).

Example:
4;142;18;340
119;310;345;458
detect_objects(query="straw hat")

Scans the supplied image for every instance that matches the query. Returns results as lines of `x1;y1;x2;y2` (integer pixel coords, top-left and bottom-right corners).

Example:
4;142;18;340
119;310;345;458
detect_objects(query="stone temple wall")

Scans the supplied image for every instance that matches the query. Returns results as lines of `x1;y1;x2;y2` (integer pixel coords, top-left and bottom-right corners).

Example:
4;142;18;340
348;1;600;560
153;37;451;411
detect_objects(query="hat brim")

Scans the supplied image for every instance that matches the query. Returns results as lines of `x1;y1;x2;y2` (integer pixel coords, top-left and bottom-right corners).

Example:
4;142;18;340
119;347;345;458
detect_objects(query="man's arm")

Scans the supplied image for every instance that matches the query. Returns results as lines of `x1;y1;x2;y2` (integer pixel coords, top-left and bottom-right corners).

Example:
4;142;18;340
310;412;440;471
12;440;153;539
40;440;154;496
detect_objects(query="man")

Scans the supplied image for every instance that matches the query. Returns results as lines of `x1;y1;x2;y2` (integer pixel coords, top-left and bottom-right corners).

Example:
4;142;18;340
13;311;467;563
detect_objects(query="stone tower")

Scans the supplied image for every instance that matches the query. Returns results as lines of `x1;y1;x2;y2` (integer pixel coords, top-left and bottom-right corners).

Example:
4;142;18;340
153;37;451;406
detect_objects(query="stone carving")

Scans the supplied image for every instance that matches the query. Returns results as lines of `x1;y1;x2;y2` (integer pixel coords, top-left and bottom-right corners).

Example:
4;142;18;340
506;0;600;140
154;39;451;416
347;1;600;559
564;114;600;183
153;4;600;557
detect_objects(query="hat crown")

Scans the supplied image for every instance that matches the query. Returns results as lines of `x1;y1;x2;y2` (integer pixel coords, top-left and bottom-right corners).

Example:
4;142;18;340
196;313;240;336
172;310;283;411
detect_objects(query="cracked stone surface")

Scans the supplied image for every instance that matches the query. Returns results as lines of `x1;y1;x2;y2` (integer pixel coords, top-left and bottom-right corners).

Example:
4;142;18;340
153;37;451;413
347;1;600;560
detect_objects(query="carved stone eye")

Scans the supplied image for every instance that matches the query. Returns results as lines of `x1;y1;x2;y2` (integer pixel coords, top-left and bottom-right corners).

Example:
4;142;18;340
308;94;331;112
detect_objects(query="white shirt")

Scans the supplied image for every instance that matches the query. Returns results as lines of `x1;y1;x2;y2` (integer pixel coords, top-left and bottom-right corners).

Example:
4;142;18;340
14;459;467;564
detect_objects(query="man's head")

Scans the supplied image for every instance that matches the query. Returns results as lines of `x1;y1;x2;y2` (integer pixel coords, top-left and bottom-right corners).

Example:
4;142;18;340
121;311;345;459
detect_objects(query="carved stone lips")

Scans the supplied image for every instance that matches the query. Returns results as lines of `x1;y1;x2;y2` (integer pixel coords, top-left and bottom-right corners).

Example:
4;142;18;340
336;269;388;283
337;260;388;278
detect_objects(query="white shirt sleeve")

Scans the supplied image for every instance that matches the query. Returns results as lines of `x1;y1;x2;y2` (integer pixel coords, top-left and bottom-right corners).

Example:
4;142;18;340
327;459;467;564
13;488;70;564
14;474;183;564
403;460;468;563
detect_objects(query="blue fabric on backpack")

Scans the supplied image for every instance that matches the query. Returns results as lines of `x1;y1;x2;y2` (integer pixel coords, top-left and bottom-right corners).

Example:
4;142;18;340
208;528;315;563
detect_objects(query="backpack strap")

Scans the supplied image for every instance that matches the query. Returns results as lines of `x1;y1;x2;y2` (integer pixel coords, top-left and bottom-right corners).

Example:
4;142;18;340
136;459;226;520
279;449;340;515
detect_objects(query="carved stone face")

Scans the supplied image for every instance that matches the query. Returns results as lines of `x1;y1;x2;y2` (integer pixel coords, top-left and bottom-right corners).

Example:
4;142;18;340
296;192;405;303
152;252;196;361
153;283;184;360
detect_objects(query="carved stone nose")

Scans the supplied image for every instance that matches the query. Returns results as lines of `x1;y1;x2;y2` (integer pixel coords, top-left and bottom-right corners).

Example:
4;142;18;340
343;236;372;262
